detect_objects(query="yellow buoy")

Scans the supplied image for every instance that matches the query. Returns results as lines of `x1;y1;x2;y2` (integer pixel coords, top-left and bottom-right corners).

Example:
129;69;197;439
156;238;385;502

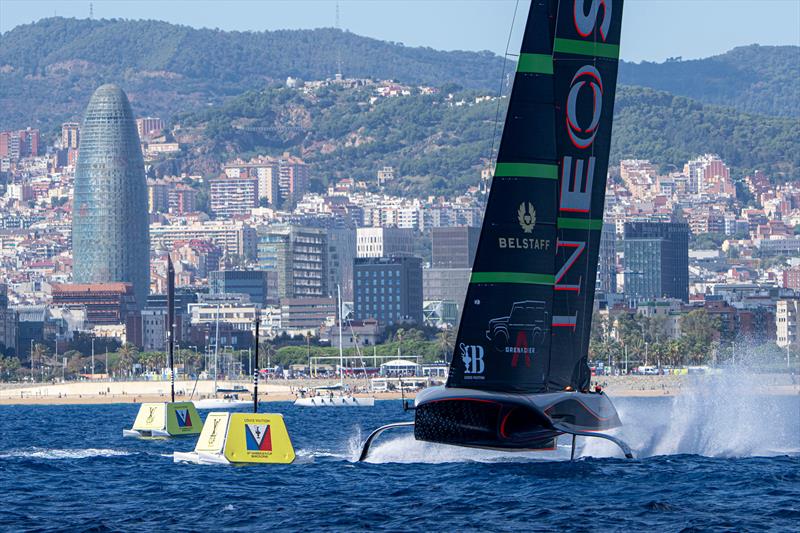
173;412;294;465
123;402;203;438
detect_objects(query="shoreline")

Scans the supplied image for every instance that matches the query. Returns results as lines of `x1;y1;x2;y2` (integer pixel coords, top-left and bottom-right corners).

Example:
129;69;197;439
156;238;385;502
0;375;797;405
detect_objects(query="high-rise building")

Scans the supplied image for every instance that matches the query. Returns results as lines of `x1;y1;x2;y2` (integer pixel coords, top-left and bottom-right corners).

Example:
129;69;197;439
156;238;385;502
356;227;415;258
257;225;328;299
776;299;799;348
0;283;18;354
354;256;423;326
169;185;197;214
431;226;479;268
423;267;471;306
597;223;617;294
327;228;356;299
0;128;39;159
72;84;150;309
623;222;689;302
61;122;80;149
209;176;258;218
148;182;170;213
278;153;309;205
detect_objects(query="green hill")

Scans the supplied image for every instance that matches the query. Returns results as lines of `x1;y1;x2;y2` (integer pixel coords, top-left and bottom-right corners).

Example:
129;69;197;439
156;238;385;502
1;18;797;131
171;84;798;196
618;45;800;117
0;17;507;131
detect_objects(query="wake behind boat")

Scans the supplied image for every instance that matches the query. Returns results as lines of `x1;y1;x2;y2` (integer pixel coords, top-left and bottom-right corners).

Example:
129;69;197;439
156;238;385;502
360;0;632;460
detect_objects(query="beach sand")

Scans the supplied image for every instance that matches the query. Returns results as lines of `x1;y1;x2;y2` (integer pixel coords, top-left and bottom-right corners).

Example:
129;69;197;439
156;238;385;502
0;374;796;405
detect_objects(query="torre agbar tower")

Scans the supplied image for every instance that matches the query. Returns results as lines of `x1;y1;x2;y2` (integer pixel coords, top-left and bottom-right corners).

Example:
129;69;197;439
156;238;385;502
72;84;150;309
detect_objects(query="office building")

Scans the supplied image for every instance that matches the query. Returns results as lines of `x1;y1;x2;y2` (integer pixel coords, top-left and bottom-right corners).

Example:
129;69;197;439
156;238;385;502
280;298;336;335
623;222;689;302
431;226;479;268
257;225;328;299
327;228;356;299
72;85;149;309
356;227;415;258
354;256;423;326
51;282;137;325
0;284;17;354
423;267;471;306
209;270;273;307
597;223;617;294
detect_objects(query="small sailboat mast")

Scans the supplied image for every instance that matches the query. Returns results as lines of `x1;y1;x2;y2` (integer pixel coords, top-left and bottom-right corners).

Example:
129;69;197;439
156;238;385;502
167;254;176;403
338;284;344;387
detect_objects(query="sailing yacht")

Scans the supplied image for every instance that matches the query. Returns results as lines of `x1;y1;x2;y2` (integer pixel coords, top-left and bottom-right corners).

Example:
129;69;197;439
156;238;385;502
360;0;632;459
295;285;375;407
192;304;251;409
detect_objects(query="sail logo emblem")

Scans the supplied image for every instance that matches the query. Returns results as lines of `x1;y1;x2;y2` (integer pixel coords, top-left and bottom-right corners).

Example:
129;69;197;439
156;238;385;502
460;343;485;375
175;409;192;427
517;202;536;233
208;419;220;445
245;424;272;452
566;65;604;149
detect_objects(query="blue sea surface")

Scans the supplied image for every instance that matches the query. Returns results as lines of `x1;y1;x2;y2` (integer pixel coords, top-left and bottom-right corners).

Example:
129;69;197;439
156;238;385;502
1;392;798;532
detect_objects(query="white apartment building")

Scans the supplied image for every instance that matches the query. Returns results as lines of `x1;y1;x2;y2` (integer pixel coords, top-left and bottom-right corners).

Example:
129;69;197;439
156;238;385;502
776;299;799;348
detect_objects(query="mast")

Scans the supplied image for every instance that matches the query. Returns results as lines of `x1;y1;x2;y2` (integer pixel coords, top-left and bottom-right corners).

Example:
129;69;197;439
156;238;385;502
253;317;260;413
338;284;344;387
446;0;625;393
214;303;220;393
168;255;176;402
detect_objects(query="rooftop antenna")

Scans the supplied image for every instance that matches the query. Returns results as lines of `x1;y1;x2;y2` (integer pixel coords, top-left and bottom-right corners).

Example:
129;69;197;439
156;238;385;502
335;1;343;80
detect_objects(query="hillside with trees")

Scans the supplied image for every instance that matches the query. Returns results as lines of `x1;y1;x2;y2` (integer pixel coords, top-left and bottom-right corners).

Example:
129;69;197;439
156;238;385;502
170;84;799;196
1;18;797;130
0;17;508;131
618;45;800;117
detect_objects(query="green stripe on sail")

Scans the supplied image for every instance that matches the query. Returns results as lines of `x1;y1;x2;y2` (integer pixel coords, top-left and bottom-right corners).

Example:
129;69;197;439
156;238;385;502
517;53;553;74
557;217;604;230
553;38;620;59
471;272;555;285
494;162;558;180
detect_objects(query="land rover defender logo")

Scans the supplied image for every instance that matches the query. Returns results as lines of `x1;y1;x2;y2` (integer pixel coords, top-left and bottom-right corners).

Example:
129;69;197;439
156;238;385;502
517;202;536;233
460;343;485;375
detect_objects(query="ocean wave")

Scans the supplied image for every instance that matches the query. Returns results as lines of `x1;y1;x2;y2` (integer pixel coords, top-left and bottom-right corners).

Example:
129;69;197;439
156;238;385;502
0;447;132;460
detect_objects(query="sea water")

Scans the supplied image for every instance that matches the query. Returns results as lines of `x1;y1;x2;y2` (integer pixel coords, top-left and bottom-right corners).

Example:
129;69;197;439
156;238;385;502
0;387;797;531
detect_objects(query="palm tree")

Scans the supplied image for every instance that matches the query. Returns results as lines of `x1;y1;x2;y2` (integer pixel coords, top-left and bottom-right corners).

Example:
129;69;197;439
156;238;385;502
258;341;275;370
115;343;138;378
437;329;455;362
30;343;50;381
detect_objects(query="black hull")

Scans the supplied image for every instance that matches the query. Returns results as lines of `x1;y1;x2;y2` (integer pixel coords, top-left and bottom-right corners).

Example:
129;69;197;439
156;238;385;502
413;386;621;451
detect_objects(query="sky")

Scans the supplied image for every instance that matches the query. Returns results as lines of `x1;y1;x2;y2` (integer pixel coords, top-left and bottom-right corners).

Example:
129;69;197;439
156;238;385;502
1;0;798;63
